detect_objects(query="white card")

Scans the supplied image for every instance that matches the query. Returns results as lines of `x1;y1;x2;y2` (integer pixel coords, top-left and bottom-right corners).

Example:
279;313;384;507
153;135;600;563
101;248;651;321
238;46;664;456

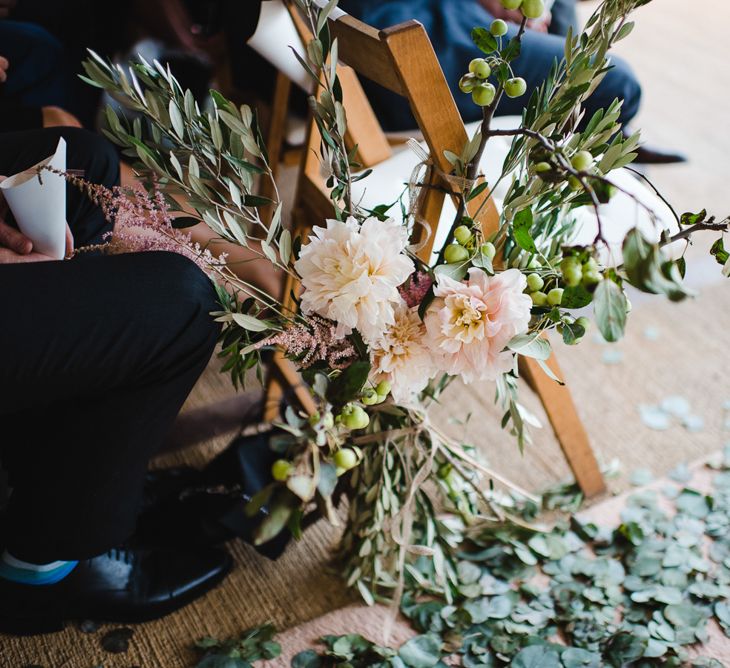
0;137;68;260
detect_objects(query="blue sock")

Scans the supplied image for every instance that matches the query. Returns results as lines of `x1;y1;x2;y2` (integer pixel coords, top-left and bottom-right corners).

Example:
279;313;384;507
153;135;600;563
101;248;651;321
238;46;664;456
0;550;78;585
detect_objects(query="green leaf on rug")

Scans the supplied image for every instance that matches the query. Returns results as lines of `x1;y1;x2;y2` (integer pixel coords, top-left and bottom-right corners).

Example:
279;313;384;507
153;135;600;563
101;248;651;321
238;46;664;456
398;634;442;667
512;645;561;668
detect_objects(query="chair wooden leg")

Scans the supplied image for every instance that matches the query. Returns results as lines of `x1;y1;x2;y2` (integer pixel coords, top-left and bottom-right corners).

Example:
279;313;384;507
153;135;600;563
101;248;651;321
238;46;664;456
519;353;606;497
264;352;318;423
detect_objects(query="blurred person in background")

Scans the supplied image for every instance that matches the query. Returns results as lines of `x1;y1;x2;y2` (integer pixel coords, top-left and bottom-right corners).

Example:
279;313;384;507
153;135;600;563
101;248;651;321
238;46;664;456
0;18;81;130
340;0;686;164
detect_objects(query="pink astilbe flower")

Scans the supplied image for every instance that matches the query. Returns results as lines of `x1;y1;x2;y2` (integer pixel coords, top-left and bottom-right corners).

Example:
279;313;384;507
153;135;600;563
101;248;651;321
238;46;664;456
398;271;433;308
57;169;225;274
254;316;358;370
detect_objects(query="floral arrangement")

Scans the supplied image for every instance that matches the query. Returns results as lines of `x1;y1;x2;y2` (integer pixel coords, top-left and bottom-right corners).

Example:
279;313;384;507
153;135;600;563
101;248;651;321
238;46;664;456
75;0;728;611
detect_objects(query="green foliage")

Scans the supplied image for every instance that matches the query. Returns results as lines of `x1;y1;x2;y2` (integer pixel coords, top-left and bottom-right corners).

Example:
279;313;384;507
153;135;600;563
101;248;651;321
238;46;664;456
193;624;280;667
622;228;695;301
299;454;730;666
592;279;627;343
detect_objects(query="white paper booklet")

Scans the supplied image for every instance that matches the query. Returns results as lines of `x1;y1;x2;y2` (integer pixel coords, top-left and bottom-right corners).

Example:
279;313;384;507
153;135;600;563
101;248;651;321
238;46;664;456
0;137;68;260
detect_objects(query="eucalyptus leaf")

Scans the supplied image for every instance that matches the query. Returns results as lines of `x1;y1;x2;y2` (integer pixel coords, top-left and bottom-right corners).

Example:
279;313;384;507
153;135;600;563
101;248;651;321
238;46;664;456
512;645;561;668
398;634;442;668
593;280;626;342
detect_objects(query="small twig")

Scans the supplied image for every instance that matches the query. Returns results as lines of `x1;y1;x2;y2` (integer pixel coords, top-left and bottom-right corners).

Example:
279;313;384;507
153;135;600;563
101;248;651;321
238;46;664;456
625;166;681;225
660;217;729;248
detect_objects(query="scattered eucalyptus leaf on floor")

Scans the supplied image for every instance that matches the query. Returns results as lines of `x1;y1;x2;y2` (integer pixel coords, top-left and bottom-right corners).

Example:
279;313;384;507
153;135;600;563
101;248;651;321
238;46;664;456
661;395;692;418
193;624;280;668
639;405;672;431
630;468;655;486
273;460;730;666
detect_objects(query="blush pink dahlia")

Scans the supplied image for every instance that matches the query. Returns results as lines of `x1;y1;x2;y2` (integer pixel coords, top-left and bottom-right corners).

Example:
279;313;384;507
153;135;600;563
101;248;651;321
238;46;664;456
294;217;414;344
424;268;532;383
370;301;437;404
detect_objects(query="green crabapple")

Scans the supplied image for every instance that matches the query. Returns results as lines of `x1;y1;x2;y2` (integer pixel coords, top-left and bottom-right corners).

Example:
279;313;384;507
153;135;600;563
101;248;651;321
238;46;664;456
526;273;544;292
480;242;497;260
582;269;601;286
454;225;473;245
504;77;527;99
469;58;492;79
271;459;292;481
459;73;477;93
500;0;522;9
340;404;370;430
531;291;548;307
582;257;599;275
490;19;509;37
472;83;496;107
334;448;358;471
361;388;379;406
521;0;545;19
575;316;591;332
375;380;391;397
571;150;593;172
547;287;564;306
445;243;470;264
560;257;582;287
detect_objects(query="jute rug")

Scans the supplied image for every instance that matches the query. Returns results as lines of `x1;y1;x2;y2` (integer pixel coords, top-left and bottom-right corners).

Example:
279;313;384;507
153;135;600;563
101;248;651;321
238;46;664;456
3;278;728;667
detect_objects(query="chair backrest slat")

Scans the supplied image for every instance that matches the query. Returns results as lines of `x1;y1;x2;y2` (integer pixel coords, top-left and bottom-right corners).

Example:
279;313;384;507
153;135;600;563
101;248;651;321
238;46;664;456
330;16;406;96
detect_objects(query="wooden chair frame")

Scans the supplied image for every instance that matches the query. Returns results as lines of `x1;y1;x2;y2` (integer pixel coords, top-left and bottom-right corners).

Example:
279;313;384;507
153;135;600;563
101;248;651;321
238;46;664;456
262;2;606;497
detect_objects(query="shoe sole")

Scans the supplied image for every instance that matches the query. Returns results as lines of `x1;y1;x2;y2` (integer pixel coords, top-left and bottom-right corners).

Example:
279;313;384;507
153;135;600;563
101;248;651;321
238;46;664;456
0;554;233;637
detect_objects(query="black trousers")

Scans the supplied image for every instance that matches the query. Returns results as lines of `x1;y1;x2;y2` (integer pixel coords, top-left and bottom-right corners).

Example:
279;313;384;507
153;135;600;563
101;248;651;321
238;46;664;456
0;128;220;562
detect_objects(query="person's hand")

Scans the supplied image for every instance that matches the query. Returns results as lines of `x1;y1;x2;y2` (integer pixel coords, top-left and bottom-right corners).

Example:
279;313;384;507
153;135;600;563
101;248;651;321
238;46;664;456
479;0;523;24
0;176;73;264
0;55;8;83
0;0;16;19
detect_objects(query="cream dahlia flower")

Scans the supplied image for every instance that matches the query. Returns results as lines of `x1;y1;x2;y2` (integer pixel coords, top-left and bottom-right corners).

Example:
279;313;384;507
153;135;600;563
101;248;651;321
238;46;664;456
424;268;532;383
294;217;414;343
370;301;437;404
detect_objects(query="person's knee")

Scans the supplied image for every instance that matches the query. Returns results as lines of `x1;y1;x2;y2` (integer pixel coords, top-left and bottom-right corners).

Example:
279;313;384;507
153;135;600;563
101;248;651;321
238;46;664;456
61;128;120;189
152;252;221;349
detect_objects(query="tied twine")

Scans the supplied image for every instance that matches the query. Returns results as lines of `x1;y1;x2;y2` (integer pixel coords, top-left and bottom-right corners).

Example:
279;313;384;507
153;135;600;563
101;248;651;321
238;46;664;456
405;139;479;256
352;409;542;643
364;412;438;643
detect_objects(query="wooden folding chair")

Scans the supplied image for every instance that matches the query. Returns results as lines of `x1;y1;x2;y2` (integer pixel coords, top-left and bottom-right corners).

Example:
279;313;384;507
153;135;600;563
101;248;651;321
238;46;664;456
260;2;606;497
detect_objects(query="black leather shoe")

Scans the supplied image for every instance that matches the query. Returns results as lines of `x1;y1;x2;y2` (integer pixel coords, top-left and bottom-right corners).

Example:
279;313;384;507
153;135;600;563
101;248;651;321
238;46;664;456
634;144;688;165
136;432;294;560
0;544;232;636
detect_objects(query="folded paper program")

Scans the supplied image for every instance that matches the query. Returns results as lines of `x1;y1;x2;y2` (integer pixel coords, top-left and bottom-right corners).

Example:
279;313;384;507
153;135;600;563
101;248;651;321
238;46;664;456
0;137;68;260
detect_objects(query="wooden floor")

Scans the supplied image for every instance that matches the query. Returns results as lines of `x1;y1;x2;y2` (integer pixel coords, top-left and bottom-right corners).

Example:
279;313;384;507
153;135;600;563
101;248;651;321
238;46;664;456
3;1;730;666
